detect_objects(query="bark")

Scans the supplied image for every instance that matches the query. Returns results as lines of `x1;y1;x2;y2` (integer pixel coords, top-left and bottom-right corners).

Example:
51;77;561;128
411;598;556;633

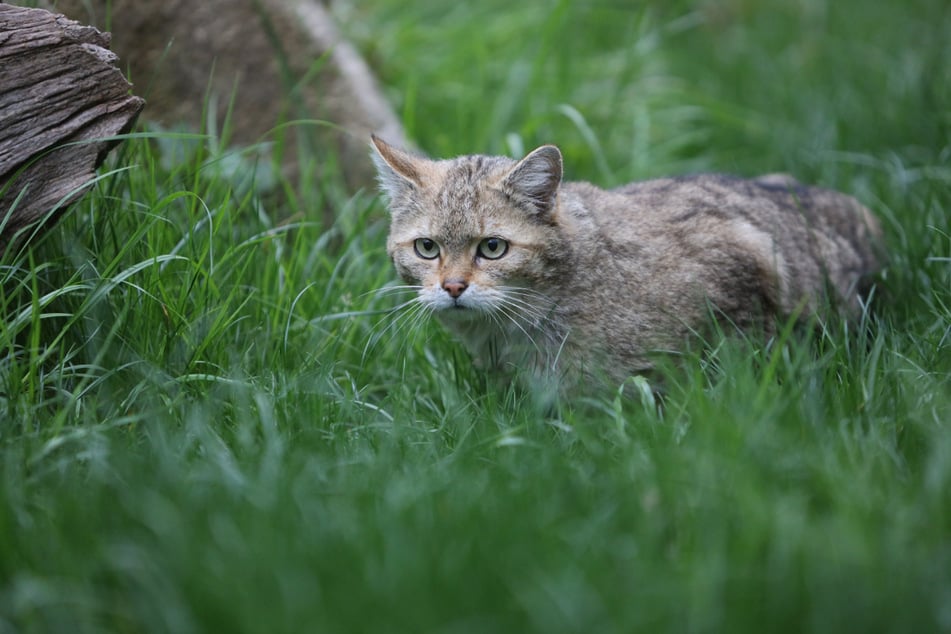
0;4;144;252
36;0;407;192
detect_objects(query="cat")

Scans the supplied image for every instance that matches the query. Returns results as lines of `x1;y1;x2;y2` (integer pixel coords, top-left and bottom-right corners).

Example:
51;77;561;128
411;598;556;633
370;134;883;388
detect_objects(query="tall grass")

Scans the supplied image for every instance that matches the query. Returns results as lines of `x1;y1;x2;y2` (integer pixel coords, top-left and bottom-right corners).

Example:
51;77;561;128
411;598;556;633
1;0;949;631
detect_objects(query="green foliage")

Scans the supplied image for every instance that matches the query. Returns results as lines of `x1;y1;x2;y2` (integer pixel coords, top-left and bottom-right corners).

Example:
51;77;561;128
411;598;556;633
2;0;950;631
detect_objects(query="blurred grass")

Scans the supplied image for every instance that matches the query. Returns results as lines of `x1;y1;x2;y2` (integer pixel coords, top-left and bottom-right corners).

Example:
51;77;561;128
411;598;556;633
1;0;950;632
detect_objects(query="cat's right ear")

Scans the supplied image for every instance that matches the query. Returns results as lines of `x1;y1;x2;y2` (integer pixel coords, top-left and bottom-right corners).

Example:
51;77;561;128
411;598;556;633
370;135;424;203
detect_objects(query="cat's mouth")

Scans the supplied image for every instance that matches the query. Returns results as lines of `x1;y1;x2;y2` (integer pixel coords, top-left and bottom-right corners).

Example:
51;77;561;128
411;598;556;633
436;297;483;317
423;284;491;315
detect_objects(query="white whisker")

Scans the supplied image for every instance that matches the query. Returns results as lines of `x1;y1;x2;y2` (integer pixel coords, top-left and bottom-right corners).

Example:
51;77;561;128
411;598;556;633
359;284;425;300
359;280;566;378
497;287;558;329
362;289;431;362
495;302;543;354
497;296;549;326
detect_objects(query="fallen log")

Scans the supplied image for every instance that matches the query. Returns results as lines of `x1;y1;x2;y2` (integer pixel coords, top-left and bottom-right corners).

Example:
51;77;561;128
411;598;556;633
40;0;408;192
0;4;144;253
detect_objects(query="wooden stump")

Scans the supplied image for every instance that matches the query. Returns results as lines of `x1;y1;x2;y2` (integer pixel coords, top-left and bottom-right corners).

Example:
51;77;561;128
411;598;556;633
39;0;407;193
0;4;144;252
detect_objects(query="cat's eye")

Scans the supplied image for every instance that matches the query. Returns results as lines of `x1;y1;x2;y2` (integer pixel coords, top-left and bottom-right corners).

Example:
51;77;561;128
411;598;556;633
414;238;440;259
478;237;509;259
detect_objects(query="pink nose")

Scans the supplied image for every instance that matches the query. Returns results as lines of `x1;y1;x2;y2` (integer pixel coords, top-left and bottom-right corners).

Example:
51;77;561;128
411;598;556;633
442;279;468;299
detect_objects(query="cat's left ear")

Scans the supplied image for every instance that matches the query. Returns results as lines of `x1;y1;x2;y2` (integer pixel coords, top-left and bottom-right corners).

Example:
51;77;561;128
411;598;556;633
501;145;563;217
370;134;425;203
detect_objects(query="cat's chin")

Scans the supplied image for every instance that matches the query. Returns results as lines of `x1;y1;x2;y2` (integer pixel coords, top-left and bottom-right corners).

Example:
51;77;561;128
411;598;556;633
432;304;488;321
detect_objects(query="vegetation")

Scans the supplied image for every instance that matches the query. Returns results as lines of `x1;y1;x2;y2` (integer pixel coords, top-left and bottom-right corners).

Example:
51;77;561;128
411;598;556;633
2;0;949;631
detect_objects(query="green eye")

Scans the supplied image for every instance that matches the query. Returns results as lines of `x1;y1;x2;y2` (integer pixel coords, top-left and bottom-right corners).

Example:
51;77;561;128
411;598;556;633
414;238;440;259
478;237;509;259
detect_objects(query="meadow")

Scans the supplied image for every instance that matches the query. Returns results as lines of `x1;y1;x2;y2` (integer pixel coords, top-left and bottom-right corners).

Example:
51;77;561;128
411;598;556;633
2;0;950;631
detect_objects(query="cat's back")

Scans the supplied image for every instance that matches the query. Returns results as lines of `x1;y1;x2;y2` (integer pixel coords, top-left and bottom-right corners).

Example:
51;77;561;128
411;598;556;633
594;172;868;232
559;172;882;317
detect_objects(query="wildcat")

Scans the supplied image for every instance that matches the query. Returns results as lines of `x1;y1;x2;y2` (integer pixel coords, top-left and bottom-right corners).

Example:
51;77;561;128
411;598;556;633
370;134;883;387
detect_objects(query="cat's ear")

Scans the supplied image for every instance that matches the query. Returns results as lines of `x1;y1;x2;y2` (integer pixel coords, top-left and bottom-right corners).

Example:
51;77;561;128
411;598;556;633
501;145;563;217
370;134;425;202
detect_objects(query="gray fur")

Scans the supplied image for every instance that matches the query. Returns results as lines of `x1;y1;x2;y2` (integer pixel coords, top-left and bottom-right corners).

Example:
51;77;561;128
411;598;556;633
370;135;884;385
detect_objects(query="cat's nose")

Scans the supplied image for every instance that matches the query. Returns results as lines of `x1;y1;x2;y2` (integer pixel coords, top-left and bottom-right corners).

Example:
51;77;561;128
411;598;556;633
442;279;468;299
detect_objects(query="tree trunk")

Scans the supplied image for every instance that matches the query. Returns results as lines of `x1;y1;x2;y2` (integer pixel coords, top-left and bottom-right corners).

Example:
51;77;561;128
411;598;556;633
0;4;144;253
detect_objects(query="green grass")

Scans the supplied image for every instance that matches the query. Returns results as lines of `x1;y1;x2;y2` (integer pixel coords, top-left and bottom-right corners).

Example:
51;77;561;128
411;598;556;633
2;0;950;631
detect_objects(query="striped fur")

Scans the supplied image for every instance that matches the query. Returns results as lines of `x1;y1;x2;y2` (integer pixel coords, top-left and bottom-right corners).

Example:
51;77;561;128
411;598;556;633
371;135;884;386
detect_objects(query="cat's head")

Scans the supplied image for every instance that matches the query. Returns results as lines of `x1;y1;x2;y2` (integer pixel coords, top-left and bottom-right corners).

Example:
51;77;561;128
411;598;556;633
370;135;569;318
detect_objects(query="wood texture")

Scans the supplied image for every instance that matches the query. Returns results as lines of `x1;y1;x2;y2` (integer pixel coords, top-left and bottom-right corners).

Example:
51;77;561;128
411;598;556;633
0;4;144;251
37;0;407;192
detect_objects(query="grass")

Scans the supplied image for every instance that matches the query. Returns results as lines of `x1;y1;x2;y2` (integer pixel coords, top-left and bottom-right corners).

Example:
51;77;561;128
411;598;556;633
2;0;950;631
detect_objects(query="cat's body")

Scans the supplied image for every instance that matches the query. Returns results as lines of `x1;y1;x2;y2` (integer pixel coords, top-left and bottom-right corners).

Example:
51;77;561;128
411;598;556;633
371;136;883;386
